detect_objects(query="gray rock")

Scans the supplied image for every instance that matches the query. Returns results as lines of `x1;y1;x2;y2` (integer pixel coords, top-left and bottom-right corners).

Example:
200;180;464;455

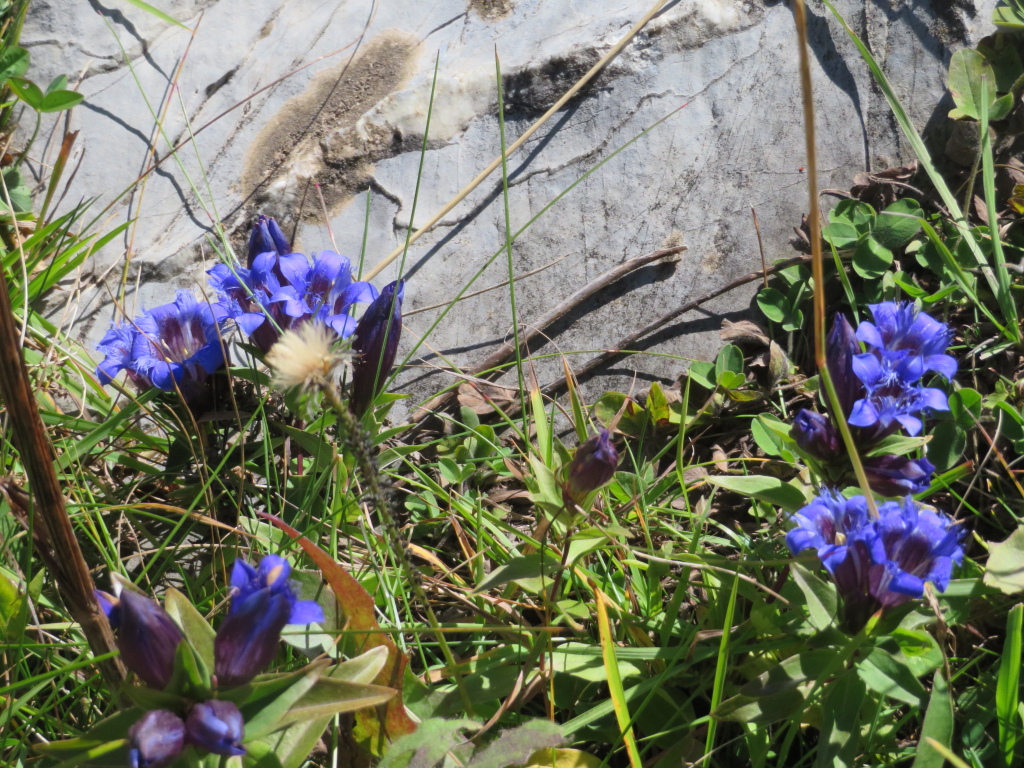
23;0;995;418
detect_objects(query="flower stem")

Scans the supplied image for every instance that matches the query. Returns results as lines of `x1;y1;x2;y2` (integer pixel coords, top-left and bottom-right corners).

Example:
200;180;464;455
318;383;476;716
792;0;878;517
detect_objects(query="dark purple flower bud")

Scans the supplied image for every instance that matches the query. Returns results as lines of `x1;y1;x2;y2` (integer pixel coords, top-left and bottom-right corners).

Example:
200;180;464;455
247;214;292;267
214;587;291;688
127;710;186;768
350;280;404;417
862;454;935;496
825;313;863;418
791;409;841;460
99;589;183;690
565;430;619;503
185;700;246;757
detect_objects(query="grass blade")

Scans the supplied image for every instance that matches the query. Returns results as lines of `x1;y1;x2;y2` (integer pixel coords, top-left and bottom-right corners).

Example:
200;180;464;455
996;603;1024;767
595;586;643;768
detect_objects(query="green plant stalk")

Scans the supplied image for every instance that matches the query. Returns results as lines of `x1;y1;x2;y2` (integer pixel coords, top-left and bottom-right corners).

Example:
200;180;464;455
316;381;476;717
793;0;877;514
821;0;1021;344
979;74;1017;328
703;571;740;758
995;603;1023;767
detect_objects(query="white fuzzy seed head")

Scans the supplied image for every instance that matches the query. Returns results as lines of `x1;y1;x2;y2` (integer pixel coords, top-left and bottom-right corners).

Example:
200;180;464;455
266;322;350;392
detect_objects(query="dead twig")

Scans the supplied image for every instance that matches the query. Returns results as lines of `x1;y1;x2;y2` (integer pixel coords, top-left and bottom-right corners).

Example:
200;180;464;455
413;245;685;421
0;266;125;689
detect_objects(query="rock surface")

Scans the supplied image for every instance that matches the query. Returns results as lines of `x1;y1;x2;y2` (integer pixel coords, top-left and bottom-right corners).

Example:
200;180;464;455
23;0;995;416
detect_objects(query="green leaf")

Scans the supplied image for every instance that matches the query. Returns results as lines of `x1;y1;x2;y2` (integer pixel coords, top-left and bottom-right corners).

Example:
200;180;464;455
926;421;966;473
471;553;555;594
751;413;793;459
978;34;1024;91
912;667;954;768
852;237;894;279
7;76;43;109
377;717;476;768
816;672;865;768
687;361;716;390
243;666;324;741
274;678;395;729
45;74;68;94
986;528;1024;594
994;6;1024;29
949;48;997;119
831;200;877;233
468;720;565;768
890;629;943;677
0;47;29;87
715;344;744;377
164;588;215;670
874;199;923;249
593;391;648;436
856;647;926;707
713;649;836;723
822;221;861;249
0;571;29;643
706;475;808;512
790;562;837;631
990;91;1015;121
996;603;1023;767
864;433;929;458
996;401;1024;451
38;89;84;113
756;287;789;323
949;388;982;429
647;381;670;423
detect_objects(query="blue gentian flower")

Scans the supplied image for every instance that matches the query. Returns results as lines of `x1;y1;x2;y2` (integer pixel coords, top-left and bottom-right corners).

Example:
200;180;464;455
787;494;963;632
786;490;870;573
847;383;949;437
565;429;619;503
96;291;227;400
209;250;376;353
846;303;955;437
213;555;324;688
855;302;957;384
227;555;324;625
185;700;246;757
130;291;228;391
349;280;404;416
98;589;184;690
247;214;292;267
128;709;186;768
868;496;964;602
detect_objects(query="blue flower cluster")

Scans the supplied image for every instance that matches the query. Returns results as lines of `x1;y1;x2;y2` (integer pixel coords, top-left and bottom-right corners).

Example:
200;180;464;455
787;491;964;632
95;215;405;415
791;302;956;496
96;290;228;401
99;554;324;767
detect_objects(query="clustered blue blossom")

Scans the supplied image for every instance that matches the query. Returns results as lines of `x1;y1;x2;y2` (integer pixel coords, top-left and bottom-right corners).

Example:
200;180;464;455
98;554;324;767
786;302;965;632
791;302;956;496
95;215;405;415
787;491;964;632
